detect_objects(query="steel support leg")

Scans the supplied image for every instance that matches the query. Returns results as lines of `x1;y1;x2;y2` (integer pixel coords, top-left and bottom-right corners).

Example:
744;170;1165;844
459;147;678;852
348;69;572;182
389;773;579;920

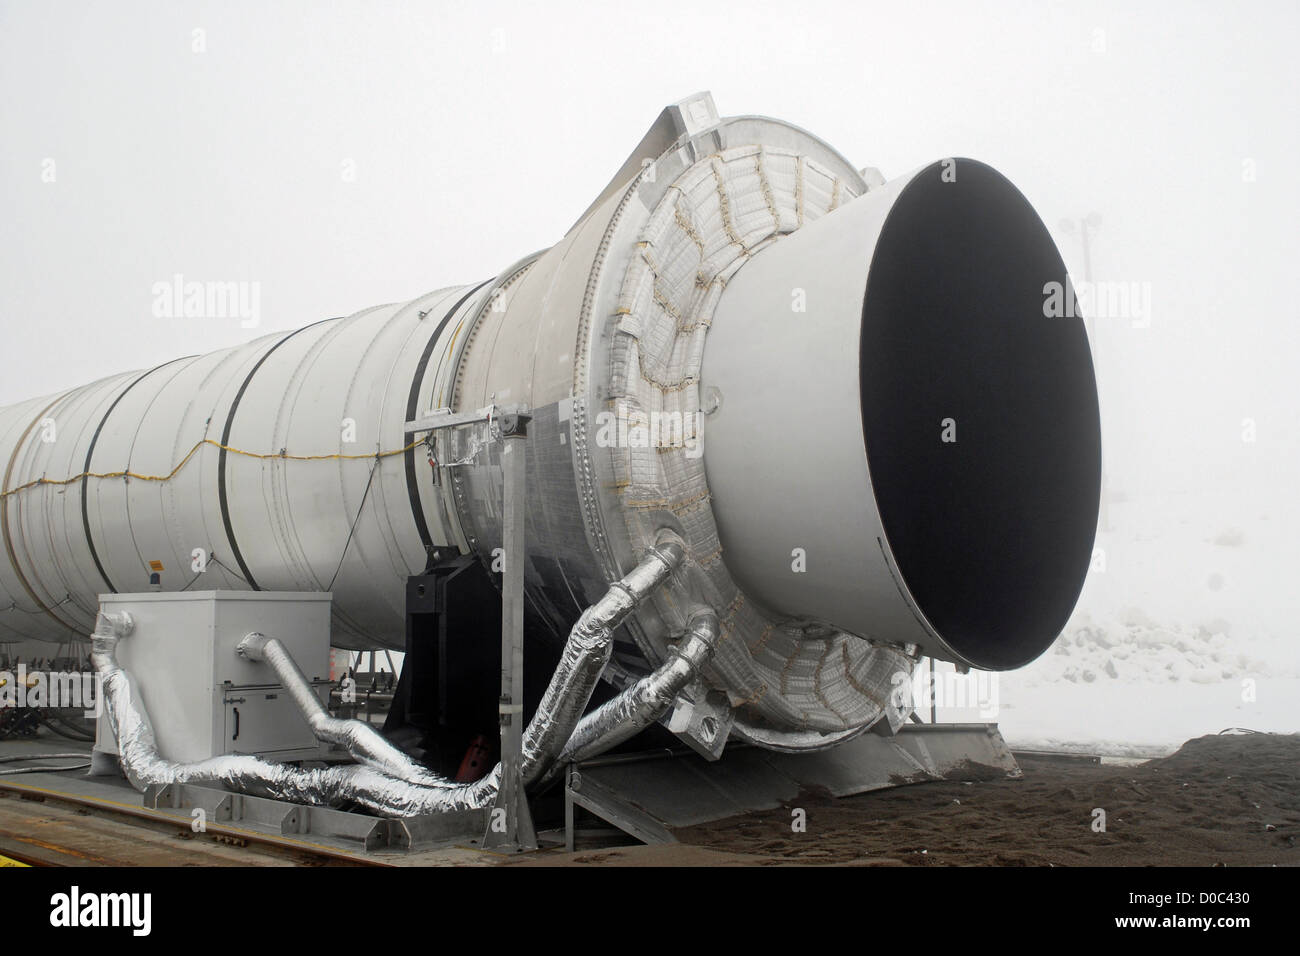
483;417;537;851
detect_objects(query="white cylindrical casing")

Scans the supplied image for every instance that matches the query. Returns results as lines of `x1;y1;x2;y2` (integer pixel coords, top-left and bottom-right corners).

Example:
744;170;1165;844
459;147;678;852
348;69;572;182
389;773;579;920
0;288;486;649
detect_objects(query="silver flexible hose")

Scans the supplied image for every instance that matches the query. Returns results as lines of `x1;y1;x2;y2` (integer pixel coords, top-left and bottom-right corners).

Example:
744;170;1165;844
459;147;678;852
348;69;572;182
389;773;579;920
91;537;686;817
538;608;719;787
409;533;687;804
235;632;449;787
520;536;684;784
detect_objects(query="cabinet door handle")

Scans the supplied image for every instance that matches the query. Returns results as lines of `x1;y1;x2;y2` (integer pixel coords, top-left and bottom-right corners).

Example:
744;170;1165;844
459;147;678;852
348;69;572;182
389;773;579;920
232;706;240;741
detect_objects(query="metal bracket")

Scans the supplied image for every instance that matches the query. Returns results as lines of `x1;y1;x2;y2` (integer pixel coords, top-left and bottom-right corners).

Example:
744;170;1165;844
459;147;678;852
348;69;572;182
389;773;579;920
404;402;528;435
666;91;719;139
665;683;733;761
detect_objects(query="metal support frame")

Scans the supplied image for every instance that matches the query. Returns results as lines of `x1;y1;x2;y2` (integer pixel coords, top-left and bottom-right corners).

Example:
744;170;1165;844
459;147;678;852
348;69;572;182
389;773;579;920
143;782;489;851
562;723;1021;850
482;413;536;850
565;763;674;849
383;550;500;770
403;402;527;435
405;404;537;851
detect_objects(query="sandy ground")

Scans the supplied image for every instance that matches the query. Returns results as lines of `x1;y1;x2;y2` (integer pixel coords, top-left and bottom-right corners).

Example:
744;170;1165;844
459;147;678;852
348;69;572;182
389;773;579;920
522;733;1299;866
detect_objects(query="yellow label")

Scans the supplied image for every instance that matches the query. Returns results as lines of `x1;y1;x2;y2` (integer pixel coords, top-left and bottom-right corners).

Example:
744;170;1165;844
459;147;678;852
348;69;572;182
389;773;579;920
148;560;164;572
0;853;29;867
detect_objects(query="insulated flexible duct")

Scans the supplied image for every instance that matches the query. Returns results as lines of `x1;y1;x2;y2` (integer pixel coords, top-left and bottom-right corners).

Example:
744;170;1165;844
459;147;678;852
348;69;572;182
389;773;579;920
236;631;441;786
539;607;720;787
93;542;684;814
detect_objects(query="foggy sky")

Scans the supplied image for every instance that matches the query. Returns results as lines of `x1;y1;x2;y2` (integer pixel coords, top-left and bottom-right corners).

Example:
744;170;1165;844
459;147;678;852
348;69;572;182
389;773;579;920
2;0;1296;515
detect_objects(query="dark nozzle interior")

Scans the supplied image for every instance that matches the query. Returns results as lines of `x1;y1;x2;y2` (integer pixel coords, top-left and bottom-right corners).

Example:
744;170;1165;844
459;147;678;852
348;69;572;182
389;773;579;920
859;159;1102;670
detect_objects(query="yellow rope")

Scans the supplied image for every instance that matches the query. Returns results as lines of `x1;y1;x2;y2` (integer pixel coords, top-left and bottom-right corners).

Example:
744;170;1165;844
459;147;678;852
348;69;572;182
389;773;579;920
0;437;422;500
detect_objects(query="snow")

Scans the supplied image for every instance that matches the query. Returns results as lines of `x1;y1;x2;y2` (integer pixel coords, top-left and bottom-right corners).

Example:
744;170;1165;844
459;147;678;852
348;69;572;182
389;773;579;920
930;492;1299;756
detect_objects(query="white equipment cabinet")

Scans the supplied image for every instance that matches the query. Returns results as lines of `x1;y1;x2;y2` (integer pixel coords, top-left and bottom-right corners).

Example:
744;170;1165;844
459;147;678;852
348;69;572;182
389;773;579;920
94;591;333;764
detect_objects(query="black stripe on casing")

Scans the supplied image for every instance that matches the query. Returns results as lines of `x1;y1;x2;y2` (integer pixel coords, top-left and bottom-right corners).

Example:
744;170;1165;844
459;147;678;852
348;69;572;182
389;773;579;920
218;318;338;591
403;281;490;560
80;358;193;593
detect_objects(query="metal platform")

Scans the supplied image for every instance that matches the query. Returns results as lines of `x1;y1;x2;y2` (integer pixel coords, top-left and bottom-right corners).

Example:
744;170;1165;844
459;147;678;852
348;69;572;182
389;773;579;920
0;738;493;864
1;723;1020;861
563;723;1020;847
143;782;489;852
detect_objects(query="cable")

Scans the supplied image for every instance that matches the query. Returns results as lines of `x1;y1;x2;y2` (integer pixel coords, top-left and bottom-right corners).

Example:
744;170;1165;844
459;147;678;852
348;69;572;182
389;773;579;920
176;564;208;592
41;714;96;742
209;554;251;586
327;458;380;591
0;436;422;500
0;753;92;775
1;595;73;614
0;752;88;763
0;760;91;776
